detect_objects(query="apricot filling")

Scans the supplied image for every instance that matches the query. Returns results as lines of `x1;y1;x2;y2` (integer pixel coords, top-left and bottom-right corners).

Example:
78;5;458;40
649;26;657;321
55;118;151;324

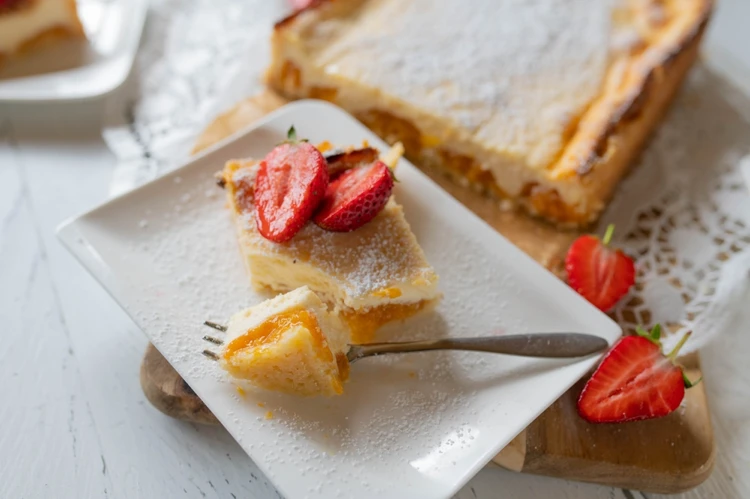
521;183;589;225
328;106;589;225
224;308;332;363
356;109;423;156
354;109;513;199
342;301;429;344
309;86;339;102
222;307;349;395
371;287;403;299
279;60;302;92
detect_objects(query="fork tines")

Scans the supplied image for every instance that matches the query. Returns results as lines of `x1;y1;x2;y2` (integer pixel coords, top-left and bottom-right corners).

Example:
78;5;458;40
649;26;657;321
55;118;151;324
202;349;220;361
204;320;228;332
202;320;227;361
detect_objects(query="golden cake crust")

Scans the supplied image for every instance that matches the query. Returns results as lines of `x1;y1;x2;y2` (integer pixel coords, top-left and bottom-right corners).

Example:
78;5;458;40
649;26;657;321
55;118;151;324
266;0;713;227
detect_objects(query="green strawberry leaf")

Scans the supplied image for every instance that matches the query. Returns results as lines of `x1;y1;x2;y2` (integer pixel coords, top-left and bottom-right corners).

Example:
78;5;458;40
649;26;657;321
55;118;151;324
635;324;662;346
650;323;661;341
635;325;650;337
281;125;308;144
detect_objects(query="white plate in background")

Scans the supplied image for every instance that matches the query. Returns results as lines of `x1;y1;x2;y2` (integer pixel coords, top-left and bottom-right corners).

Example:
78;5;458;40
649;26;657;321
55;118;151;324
0;0;147;101
57;100;621;499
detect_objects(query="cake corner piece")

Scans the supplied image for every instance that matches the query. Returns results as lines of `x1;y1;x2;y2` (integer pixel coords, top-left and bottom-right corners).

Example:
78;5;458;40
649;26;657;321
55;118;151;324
220;286;351;397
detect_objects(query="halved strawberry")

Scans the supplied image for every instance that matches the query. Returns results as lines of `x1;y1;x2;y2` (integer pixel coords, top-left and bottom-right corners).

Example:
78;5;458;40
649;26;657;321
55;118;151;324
254;127;328;243
578;325;701;423
313;160;394;232
566;224;636;312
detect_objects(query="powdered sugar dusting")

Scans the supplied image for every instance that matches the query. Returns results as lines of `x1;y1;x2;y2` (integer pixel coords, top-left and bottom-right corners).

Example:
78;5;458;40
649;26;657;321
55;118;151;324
319;0;612;168
241;207;431;296
127;171;257;385
68;103;621;498
114;161;595;493
231;165;437;298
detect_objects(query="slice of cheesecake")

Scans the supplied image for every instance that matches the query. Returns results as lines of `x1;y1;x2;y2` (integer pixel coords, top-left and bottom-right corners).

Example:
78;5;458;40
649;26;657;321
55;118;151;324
266;0;712;226
220;149;440;343
0;0;84;66
221;286;350;397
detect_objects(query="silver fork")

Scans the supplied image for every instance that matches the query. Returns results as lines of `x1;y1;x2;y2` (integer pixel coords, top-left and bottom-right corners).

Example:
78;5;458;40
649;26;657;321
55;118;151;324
201;321;609;363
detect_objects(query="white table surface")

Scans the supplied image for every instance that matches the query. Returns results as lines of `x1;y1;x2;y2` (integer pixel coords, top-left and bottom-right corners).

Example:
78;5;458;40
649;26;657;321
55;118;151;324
2;1;749;498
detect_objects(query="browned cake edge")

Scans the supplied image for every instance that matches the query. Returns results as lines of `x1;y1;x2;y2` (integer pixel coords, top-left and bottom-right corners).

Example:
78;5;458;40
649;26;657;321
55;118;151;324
266;0;713;227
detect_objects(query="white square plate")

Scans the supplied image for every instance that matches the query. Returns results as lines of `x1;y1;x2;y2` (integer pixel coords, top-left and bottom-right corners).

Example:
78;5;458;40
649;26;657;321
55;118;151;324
57;100;621;499
0;0;147;101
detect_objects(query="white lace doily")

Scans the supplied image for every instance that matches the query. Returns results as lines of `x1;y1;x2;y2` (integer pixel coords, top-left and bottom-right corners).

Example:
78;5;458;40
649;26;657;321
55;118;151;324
103;0;287;195
604;66;750;353
102;2;750;355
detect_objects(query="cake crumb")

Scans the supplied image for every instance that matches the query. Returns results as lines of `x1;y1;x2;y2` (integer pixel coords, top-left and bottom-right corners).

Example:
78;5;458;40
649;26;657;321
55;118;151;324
265;411;274;420
257;402;265;408
236;386;246;397
316;141;334;153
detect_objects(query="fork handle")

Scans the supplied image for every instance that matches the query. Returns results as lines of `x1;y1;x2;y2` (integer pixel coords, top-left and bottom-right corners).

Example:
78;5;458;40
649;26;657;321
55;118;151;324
346;333;610;363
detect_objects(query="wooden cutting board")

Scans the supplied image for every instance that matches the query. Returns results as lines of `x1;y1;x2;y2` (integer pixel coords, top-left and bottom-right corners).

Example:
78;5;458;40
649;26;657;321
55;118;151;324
140;91;715;494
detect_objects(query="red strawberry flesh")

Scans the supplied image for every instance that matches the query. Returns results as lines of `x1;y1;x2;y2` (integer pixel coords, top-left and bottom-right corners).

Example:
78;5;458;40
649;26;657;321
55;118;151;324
314;160;394;232
566;232;635;312
577;336;685;423
254;142;327;243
